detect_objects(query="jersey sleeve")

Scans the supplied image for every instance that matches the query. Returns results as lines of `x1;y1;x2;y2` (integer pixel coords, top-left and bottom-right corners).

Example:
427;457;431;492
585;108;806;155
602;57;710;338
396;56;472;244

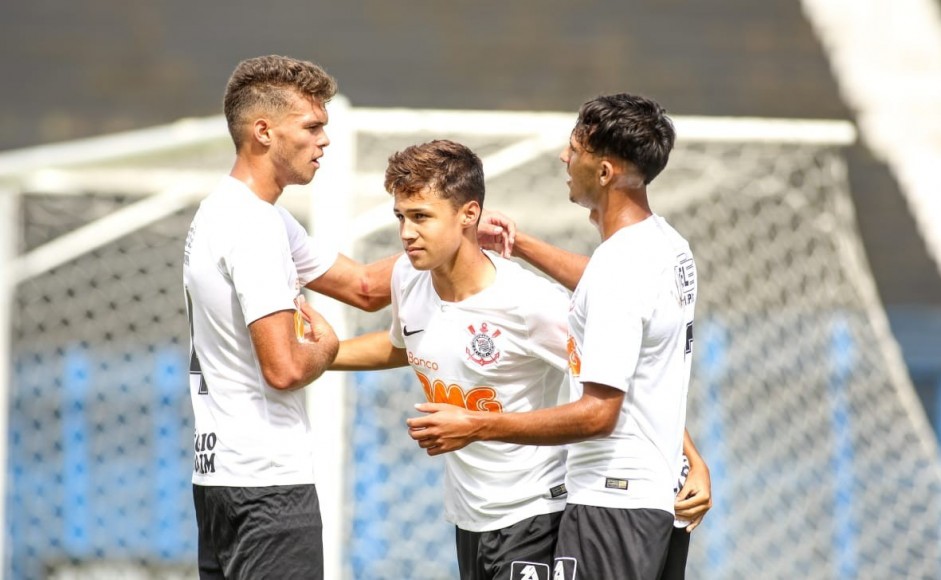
577;256;648;393
277;206;339;286
226;209;297;326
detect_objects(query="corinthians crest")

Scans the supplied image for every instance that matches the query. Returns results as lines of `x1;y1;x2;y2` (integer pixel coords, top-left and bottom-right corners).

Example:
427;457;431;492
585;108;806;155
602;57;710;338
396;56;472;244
466;322;502;366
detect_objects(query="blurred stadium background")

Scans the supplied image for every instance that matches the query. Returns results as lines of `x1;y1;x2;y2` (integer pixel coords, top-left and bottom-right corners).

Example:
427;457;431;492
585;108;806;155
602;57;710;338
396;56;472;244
2;1;940;579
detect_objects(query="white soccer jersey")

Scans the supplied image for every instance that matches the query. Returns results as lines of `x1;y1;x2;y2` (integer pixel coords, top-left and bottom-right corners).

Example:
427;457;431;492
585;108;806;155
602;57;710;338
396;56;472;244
565;214;696;515
277;205;339;287
390;251;570;532
183;176;334;487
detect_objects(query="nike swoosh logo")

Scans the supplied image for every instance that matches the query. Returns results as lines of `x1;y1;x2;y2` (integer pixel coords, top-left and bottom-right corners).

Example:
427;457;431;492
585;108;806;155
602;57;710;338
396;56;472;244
403;326;424;337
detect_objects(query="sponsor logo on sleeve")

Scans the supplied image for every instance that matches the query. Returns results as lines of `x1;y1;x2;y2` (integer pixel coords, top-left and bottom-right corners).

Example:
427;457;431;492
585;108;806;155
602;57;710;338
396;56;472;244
566;336;581;377
674;252;697;306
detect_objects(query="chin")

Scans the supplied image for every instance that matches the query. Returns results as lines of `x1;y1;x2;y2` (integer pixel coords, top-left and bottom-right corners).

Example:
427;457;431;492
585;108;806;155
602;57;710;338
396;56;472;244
406;255;430;270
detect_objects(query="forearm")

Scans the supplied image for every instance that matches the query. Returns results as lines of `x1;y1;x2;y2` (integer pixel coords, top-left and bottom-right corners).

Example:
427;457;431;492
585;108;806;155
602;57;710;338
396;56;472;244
251;309;339;391
477;383;620;445
306;253;398;312
477;401;608;445
683;428;706;469
359;254;398;311
675;428;713;531
284;334;340;390
512;231;588;291
330;331;408;371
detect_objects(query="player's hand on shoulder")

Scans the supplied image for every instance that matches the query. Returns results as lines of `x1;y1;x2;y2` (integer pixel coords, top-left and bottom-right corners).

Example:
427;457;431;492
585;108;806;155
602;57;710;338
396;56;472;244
478;209;516;258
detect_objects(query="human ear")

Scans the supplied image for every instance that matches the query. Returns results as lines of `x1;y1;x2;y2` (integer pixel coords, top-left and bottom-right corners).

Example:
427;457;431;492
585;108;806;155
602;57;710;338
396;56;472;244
253;118;272;147
462;201;481;226
599;160;614;186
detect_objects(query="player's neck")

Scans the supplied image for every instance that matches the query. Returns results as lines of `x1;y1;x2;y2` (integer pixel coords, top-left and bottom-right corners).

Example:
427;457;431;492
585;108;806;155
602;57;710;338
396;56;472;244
229;157;284;204
431;242;496;302
598;188;652;241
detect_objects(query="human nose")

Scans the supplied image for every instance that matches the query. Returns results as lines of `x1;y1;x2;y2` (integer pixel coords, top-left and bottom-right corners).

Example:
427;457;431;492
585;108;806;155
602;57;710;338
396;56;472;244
559;146;570;164
400;219;417;242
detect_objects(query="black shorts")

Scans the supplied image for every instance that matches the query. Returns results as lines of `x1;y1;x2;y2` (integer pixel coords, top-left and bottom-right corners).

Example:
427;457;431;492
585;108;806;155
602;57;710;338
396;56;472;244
193;483;323;580
552;504;673;580
659;526;691;580
455;511;563;580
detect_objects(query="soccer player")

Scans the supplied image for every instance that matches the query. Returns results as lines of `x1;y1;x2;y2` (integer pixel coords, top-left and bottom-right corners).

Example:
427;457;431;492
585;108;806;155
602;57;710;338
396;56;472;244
406;93;705;579
330;139;572;580
184;54;348;580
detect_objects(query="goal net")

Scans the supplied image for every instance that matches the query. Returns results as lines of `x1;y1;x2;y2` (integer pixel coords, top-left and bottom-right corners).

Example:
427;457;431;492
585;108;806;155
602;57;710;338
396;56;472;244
2;105;938;579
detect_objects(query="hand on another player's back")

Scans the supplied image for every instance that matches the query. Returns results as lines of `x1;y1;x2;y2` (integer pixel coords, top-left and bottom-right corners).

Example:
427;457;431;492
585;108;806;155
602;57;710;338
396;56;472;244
406;403;482;456
674;459;712;532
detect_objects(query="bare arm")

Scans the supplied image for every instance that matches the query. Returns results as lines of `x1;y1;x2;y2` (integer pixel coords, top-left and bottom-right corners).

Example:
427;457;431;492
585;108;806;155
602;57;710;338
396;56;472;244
406;382;622;455
331;330;408;371
306;253;397;312
477;208;587;291
249;305;338;391
512;231;589;292
305;213;513;312
675;430;713;532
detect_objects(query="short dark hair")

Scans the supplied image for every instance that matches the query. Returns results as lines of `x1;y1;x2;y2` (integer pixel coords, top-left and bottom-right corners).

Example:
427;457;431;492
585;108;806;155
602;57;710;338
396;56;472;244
384;140;485;209
223;55;338;148
573;93;676;184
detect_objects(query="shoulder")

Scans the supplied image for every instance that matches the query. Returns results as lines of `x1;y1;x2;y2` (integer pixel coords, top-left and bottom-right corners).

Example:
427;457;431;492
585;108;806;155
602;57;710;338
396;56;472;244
204;178;282;229
392;254;426;293
491;253;569;311
651;215;693;254
274;205;306;236
504;258;564;294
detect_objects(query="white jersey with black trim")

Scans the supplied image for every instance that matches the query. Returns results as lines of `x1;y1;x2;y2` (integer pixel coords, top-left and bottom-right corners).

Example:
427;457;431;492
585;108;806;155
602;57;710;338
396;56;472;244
183;176;335;487
565;214;696;514
390;251;570;532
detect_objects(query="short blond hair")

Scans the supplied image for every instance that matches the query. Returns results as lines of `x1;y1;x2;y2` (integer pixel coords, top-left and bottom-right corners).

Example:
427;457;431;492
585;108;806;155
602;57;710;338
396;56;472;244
223;55;338;148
